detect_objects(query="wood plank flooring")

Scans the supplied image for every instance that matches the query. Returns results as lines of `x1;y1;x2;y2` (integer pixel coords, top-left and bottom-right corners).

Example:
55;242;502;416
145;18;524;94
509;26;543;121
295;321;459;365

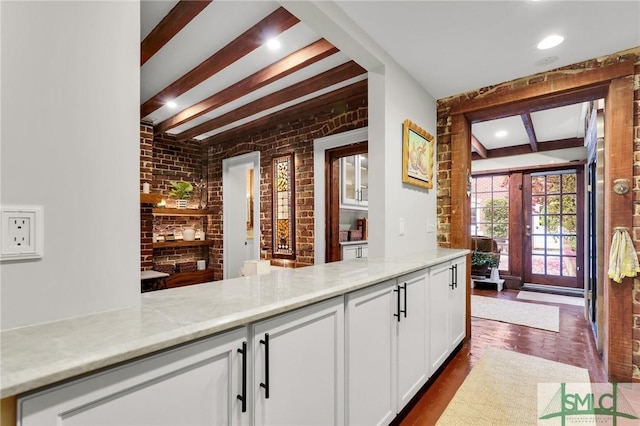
398;288;606;425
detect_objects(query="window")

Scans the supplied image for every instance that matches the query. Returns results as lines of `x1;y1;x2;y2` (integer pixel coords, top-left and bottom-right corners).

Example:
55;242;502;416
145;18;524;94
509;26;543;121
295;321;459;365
471;175;509;270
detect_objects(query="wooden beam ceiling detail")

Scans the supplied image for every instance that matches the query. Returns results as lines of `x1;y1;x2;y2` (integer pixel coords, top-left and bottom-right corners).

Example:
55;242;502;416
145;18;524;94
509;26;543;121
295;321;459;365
141;7;300;118
175;61;366;141
203;79;367;146
520;113;539;152
470;135;487;159
471;137;583;160
156;39;339;134
141;0;212;66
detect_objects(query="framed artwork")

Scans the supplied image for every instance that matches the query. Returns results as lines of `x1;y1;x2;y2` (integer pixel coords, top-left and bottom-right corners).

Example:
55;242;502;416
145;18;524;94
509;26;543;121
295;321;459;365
402;119;434;189
272;153;295;259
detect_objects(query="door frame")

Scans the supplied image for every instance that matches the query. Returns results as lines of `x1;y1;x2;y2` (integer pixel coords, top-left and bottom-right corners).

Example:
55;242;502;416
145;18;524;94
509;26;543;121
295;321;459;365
325;142;368;262
448;61;634;381
313;127;368;264
222;151;260;279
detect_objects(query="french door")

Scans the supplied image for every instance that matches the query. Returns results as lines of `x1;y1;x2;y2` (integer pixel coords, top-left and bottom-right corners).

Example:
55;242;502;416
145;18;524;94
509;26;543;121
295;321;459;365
523;169;583;288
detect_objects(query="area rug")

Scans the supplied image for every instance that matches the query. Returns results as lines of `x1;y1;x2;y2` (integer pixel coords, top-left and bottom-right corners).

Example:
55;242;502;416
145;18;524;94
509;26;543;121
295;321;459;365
517;290;584;307
436;347;590;425
471;295;560;332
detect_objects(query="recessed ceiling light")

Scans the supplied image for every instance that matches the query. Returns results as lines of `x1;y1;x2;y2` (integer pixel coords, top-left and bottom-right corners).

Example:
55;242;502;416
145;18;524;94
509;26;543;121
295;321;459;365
166;101;177;109
266;38;281;50
495;130;508;138
537;34;564;50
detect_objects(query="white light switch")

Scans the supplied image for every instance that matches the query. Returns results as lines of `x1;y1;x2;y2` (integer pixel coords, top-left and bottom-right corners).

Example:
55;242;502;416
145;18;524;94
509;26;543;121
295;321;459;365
1;205;44;261
399;218;405;236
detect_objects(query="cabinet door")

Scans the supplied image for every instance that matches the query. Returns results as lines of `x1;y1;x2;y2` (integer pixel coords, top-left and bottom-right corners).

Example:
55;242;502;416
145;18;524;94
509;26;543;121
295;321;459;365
253;297;344;426
428;262;451;374
396;269;428;408
357;154;368;206
345;280;396;425
341;155;358;206
19;328;249;426
449;257;467;349
342;245;358;260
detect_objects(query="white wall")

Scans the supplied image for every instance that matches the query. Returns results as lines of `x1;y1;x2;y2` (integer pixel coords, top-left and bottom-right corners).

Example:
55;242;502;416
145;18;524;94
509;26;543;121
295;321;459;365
286;1;438;259
0;1;140;330
371;62;438;258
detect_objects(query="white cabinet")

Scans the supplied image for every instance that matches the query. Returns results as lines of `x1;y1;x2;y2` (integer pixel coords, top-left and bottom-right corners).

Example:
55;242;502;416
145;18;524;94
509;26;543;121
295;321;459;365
252;297;344;426
345;269;428;424
341;154;368;209
18;327;249;426
449;256;467;349
341;242;368;260
396;269;429;408
345;280;397;425
429;257;467;374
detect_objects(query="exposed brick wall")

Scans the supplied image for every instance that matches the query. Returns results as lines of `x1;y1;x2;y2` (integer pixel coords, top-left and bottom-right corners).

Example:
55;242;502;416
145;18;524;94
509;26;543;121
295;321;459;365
206;105;368;280
436;47;640;379
632;56;640;380
140;122;154;271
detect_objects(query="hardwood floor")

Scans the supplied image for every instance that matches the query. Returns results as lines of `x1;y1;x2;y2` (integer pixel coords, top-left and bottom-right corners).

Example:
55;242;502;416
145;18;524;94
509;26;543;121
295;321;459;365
398;288;606;426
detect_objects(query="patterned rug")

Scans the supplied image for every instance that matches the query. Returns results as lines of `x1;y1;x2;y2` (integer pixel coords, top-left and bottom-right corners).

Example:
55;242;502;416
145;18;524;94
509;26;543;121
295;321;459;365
436;348;590;425
471;295;560;332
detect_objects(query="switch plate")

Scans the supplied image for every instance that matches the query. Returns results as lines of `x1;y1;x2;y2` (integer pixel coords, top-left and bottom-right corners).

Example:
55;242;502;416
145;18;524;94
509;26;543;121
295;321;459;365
1;205;44;261
399;217;405;236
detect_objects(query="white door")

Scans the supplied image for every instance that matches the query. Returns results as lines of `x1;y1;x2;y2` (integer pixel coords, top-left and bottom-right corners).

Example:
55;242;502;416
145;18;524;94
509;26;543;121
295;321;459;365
345;280;396;425
19;328;249;426
253;297;344;426
429;262;451;373
223;152;260;279
396;269;428;408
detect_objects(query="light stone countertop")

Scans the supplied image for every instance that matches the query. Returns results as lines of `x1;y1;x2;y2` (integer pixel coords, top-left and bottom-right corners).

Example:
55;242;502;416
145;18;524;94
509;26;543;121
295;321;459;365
0;248;468;399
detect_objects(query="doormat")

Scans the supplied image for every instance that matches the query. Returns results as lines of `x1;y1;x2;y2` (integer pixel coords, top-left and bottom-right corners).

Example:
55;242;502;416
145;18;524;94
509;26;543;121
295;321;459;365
471;295;559;332
436;347;590;425
517;290;584;306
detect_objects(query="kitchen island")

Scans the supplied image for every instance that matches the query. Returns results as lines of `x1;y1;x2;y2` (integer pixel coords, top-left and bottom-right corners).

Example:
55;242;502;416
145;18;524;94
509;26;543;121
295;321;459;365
2;248;468;425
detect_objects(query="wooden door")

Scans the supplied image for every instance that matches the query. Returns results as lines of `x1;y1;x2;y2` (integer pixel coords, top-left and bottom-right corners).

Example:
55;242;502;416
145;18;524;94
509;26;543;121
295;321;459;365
523;169;584;288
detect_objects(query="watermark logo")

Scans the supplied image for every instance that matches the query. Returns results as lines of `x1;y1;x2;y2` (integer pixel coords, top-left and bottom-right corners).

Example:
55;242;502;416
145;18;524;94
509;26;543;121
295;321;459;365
538;383;640;425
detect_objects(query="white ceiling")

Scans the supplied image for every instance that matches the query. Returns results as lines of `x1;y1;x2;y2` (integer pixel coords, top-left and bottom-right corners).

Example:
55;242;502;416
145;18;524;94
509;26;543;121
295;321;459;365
334;0;640;100
140;0;639;167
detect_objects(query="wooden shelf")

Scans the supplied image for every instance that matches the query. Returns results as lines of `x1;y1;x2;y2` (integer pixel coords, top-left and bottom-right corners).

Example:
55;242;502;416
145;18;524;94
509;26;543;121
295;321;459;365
152;208;215;216
167;269;215;288
140;193;164;204
153;240;213;249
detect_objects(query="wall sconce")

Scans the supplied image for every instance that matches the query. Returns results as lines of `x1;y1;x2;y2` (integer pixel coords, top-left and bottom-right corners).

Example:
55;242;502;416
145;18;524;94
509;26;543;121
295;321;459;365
613;178;630;195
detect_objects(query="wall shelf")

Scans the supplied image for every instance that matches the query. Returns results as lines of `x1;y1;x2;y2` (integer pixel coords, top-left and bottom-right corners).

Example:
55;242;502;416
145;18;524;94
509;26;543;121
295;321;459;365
167;269;215;288
140;193;164;204
152;208;215;216
153;240;213;249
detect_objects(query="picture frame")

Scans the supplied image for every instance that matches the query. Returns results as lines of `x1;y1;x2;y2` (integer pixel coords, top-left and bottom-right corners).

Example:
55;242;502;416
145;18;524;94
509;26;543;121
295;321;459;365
402;119;434;189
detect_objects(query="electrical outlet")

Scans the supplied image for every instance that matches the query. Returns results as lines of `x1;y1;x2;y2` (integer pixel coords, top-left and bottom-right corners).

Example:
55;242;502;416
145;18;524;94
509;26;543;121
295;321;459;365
1;205;44;261
8;216;32;249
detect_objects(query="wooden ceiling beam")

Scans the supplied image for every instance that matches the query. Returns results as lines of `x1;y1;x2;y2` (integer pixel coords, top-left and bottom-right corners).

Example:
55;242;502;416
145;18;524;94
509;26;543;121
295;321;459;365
141;0;212;66
156;39;339;134
202;79;367;146
472;137;583;160
175;60;366;141
470;134;488;159
520;112;539;152
141;7;300;118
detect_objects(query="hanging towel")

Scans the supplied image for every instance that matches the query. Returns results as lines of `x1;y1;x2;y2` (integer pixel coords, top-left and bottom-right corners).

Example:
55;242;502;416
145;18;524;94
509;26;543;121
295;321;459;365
608;228;640;283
